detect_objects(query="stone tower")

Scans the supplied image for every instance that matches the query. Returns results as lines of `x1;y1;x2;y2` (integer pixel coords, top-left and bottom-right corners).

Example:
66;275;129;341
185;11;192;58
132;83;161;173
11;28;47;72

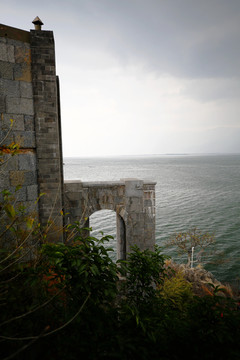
0;20;64;240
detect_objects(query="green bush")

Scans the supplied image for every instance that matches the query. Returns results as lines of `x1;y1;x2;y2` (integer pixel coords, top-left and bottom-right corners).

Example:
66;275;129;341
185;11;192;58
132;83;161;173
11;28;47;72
1;221;240;360
158;271;193;310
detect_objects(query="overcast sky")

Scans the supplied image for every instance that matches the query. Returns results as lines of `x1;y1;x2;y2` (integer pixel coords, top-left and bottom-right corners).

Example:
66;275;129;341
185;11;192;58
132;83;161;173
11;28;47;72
2;0;240;156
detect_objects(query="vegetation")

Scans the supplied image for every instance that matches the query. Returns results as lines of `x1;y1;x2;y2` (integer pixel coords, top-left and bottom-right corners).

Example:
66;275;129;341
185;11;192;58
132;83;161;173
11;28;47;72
1;131;240;359
1;220;240;360
166;227;216;267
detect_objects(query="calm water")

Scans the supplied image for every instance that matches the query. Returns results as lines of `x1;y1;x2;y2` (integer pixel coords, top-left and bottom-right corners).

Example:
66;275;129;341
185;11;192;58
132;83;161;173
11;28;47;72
64;154;240;284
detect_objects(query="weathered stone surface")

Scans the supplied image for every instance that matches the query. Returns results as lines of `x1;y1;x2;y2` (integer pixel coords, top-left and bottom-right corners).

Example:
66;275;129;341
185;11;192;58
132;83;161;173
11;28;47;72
0;43;7;61
0;95;5;112
14;62;31;82
125;179;143;198
14;186;27;202
27;184;38;201
20;81;33;98
0;78;20;97
6;97;34;115
1;155;18;170
9;170;25;186
0;60;13;79
14;131;36;147
0;130;14;144
7;44;15;63
24;171;37;186
3;114;25;131
24;115;34;131
18;152;36;171
64;180;156;259
0;172;10;188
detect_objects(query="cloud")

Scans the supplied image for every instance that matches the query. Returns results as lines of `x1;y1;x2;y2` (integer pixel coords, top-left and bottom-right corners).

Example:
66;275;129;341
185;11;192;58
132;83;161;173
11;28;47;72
61;0;240;79
2;0;240;155
182;78;240;102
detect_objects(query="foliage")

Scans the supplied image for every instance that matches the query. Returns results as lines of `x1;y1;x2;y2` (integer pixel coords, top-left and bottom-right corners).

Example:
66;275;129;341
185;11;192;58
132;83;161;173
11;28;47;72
166;227;215;266
158;271;193;310
1;228;240;359
40;223;119;305
119;245;168;304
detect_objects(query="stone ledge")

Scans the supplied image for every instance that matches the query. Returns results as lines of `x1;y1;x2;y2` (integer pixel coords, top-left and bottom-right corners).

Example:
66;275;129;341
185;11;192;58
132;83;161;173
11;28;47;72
64;179;156;186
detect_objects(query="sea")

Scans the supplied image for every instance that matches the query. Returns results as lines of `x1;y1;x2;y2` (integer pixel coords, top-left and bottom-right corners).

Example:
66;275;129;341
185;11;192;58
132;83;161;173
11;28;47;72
63;154;240;286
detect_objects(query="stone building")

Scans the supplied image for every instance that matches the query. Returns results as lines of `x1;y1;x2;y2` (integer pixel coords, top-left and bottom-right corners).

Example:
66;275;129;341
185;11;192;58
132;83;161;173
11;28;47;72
0;20;64;240
0;19;156;258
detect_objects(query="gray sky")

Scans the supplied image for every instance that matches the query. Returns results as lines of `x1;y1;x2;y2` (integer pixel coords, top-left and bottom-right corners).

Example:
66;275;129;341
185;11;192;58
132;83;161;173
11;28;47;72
2;0;240;156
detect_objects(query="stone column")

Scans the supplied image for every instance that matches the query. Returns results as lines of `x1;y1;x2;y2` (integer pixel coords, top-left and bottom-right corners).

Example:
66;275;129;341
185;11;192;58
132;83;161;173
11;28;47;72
30;30;63;241
124;179;156;253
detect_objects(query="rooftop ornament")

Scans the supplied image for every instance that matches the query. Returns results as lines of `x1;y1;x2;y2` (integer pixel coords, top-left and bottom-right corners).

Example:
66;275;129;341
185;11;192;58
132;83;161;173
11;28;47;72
32;16;44;30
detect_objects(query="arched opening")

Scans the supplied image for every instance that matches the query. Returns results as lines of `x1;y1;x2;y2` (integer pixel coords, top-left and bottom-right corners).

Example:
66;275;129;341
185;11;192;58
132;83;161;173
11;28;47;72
89;209;126;261
117;214;126;260
90;210;117;260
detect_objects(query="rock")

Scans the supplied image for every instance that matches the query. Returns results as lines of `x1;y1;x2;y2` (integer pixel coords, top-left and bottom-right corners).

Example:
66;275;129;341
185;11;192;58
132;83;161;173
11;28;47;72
164;260;233;298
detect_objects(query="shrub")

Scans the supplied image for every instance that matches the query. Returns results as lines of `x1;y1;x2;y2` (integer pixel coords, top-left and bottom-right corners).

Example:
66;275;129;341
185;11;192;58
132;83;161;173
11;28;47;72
158;271;193;310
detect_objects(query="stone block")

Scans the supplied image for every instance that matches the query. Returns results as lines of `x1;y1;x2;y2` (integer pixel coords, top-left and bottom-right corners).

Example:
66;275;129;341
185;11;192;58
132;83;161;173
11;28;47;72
15;45;31;64
65;191;82;202
24;171;37;186
7;45;15;63
3;114;24;131
18;153;36;171
0;130;14;145
20;81;33;98
0;61;13;79
2;155;18;170
24;115;35;131
6;97;34;115
144;199;153;207
14;131;36;147
14;186;27;202
125;180;144;198
64;181;83;193
0;79;20;98
27;184;38;201
10;170;25;186
0;172;10;188
14;63;31;82
0;96;5;112
0;43;7;61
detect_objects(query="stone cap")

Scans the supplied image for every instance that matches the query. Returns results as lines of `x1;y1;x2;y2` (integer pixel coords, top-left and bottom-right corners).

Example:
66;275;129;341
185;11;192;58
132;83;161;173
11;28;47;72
64;179;156;187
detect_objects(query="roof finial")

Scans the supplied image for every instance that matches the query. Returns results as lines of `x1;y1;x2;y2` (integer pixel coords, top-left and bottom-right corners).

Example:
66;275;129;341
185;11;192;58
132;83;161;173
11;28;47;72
32;16;44;30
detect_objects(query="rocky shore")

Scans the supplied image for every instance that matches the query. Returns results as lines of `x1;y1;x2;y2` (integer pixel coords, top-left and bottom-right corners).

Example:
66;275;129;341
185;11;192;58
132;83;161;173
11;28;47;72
165;260;235;298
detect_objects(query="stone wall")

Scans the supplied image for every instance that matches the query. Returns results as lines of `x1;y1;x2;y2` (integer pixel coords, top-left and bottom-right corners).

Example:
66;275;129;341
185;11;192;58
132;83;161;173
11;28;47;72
64;179;156;259
0;23;63;239
30;30;64;238
0;24;38;211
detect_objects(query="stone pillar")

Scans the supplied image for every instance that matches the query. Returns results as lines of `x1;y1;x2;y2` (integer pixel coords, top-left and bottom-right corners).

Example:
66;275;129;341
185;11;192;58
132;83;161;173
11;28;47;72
124;179;156;253
30;30;63;240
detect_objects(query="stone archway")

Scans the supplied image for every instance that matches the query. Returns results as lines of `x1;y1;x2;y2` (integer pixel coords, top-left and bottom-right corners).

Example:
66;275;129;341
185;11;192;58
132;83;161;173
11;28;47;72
88;209;126;261
116;213;126;260
64;179;156;257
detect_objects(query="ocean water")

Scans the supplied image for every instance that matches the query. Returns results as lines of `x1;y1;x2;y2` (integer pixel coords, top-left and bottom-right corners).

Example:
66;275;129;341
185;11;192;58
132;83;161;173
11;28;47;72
63;154;240;284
